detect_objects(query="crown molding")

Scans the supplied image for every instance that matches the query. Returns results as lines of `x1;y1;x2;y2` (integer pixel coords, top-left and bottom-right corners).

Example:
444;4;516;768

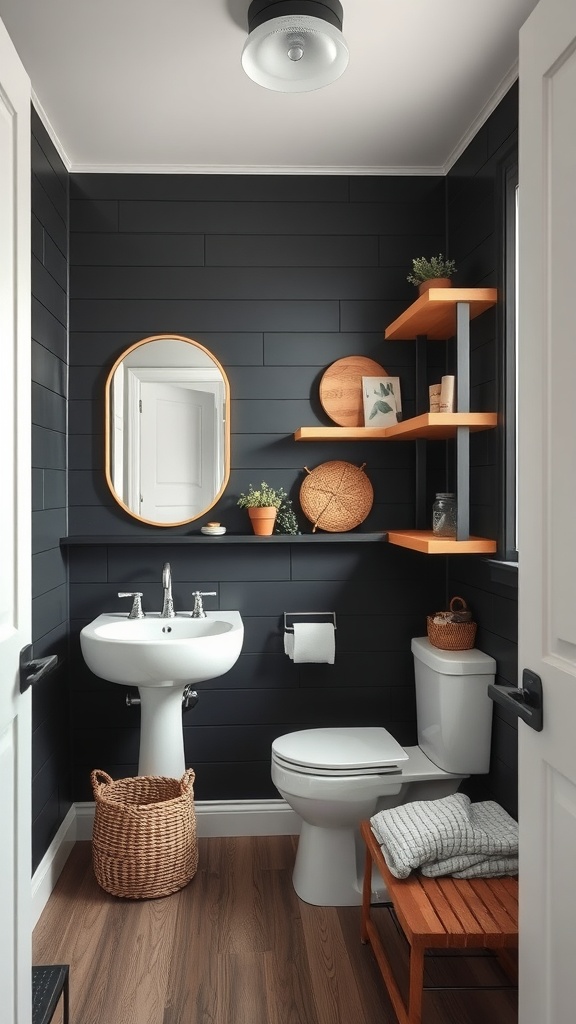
442;61;518;174
31;89;71;170
68;161;445;176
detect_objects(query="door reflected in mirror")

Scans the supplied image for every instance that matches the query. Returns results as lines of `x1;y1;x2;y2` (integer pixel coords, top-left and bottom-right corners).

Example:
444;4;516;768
105;334;230;526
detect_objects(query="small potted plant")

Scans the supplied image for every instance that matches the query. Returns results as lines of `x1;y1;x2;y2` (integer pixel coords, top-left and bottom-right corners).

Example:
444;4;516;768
237;482;287;535
275;495;301;535
407;254;457;295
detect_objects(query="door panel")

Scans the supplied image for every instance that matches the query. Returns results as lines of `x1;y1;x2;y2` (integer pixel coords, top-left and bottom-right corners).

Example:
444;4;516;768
0;16;32;1024
518;1;576;1020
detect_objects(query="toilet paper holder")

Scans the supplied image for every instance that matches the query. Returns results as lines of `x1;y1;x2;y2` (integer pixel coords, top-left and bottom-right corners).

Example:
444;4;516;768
283;612;337;632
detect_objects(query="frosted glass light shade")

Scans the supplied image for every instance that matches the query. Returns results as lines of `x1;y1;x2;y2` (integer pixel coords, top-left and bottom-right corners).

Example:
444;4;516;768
242;14;349;93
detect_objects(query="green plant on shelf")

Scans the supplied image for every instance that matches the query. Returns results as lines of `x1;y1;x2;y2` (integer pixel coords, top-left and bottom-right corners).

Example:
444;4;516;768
237;482;287;509
275;498;301;535
406;254;457;287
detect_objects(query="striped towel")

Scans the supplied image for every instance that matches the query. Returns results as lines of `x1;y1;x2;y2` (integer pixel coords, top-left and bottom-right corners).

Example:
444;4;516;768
370;793;518;879
421;801;519;877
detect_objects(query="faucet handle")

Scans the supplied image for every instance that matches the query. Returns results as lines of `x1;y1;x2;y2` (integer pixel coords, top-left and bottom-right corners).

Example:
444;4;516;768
118;592;145;619
191;591;217;618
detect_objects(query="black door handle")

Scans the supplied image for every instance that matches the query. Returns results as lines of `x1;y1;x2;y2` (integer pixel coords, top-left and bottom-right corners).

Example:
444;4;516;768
19;644;59;694
488;668;543;731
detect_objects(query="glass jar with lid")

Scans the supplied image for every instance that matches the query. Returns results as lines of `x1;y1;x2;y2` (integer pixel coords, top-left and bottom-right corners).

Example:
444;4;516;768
432;492;457;537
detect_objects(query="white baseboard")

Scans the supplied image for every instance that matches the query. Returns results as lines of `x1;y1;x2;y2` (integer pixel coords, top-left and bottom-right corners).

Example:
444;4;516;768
31;806;78;928
32;799;300;923
195;799;301;838
75;797;301;840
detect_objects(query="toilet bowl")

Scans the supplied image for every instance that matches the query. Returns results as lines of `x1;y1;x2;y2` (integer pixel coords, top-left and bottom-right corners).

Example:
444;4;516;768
271;637;496;906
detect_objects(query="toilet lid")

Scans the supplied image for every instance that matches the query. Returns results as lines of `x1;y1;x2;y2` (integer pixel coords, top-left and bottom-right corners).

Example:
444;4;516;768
272;727;408;774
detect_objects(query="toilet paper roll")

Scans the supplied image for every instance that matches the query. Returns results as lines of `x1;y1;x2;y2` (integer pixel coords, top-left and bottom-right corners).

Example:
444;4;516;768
291;622;335;664
284;630;295;660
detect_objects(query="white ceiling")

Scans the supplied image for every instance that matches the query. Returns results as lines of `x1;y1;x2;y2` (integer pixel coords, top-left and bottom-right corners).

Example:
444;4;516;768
0;0;538;173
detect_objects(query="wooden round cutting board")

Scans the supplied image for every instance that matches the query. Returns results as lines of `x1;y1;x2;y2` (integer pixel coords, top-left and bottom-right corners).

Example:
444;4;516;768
319;356;388;426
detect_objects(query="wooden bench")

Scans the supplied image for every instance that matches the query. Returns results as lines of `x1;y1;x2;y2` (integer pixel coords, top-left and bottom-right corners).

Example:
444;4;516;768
360;819;518;1024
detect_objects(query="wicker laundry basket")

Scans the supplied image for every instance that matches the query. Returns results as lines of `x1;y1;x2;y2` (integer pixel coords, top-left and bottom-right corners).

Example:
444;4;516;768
91;769;198;899
299;460;373;532
427;596;477;651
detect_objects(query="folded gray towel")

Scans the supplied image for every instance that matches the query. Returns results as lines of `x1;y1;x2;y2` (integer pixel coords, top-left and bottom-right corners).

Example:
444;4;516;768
419;801;519;877
370;794;518;879
450;856;518;879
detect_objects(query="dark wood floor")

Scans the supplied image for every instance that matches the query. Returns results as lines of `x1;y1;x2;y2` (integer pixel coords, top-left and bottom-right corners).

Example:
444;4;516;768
33;837;518;1024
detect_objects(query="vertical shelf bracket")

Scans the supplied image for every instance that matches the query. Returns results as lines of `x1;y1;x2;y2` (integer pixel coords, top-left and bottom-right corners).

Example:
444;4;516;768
456;302;470;414
456;302;471;541
415;440;427;530
456;426;470;540
415;335;429;530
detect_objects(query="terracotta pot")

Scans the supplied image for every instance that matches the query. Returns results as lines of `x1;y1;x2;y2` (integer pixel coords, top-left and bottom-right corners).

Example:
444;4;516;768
418;277;452;295
248;506;278;536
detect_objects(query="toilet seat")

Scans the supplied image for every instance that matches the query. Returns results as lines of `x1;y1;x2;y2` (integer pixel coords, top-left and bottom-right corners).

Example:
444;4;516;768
272;752;401;777
272;727;409;777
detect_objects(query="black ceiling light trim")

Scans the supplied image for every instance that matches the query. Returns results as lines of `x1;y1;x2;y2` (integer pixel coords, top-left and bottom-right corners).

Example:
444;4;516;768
247;1;344;33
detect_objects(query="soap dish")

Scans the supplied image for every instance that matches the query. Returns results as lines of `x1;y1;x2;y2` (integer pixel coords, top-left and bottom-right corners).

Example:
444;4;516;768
201;525;226;536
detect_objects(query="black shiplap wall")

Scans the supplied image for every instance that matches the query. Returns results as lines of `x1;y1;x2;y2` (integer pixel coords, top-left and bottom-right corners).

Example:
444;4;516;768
67;173;448;801
446;82;519;817
31;107;72;870
68;542;445;799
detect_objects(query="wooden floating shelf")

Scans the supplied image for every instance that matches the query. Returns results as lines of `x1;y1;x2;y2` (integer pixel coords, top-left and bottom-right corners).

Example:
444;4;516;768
294;413;497;442
294;426;387;441
387;530;497;555
385;412;497;440
384;288;498;341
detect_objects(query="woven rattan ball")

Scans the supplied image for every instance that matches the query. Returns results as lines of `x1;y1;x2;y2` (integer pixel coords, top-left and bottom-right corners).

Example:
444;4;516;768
300;461;373;533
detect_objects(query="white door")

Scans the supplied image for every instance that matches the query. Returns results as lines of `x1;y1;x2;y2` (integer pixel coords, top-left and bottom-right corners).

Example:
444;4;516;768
0;17;32;1024
518;1;576;1021
140;382;216;522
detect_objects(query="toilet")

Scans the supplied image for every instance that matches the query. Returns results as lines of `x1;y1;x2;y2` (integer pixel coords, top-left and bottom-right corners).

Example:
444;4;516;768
271;637;496;906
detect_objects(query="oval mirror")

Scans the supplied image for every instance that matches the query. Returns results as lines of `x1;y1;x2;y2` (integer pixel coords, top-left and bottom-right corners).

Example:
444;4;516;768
105;334;230;527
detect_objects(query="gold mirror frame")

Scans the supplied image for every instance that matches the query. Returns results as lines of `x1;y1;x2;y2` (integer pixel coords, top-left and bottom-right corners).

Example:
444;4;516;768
104;334;230;527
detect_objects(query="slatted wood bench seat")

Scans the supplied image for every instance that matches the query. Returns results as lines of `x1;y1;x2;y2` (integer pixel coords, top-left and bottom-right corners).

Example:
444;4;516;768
360;819;518;1024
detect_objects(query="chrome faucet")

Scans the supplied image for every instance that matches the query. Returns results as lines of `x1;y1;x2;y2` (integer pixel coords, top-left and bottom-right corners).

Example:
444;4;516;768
161;562;175;618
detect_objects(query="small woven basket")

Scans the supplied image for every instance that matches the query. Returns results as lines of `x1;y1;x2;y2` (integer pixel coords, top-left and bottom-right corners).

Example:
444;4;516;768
427;596;477;651
91;769;198;899
299;460;373;532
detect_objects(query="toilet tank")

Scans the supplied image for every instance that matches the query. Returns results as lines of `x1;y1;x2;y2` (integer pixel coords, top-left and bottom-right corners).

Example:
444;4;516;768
411;637;496;774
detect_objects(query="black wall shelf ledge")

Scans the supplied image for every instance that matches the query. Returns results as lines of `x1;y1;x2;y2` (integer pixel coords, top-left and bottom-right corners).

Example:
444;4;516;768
60;532;388;546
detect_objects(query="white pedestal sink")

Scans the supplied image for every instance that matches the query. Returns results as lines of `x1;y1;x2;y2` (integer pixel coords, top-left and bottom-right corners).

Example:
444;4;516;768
80;611;243;777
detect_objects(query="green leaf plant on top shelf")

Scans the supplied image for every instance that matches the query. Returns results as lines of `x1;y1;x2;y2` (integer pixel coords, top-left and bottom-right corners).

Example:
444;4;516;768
237;482;286;510
407;254;457;295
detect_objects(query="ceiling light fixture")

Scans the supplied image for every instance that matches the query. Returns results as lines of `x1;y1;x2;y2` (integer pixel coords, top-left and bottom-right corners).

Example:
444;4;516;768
242;0;349;93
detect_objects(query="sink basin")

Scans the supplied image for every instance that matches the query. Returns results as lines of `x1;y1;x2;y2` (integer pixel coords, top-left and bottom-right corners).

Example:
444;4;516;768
80;610;244;687
80;611;243;777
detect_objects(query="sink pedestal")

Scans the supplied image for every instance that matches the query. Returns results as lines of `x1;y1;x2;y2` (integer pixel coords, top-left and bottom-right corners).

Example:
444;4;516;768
138;686;187;777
